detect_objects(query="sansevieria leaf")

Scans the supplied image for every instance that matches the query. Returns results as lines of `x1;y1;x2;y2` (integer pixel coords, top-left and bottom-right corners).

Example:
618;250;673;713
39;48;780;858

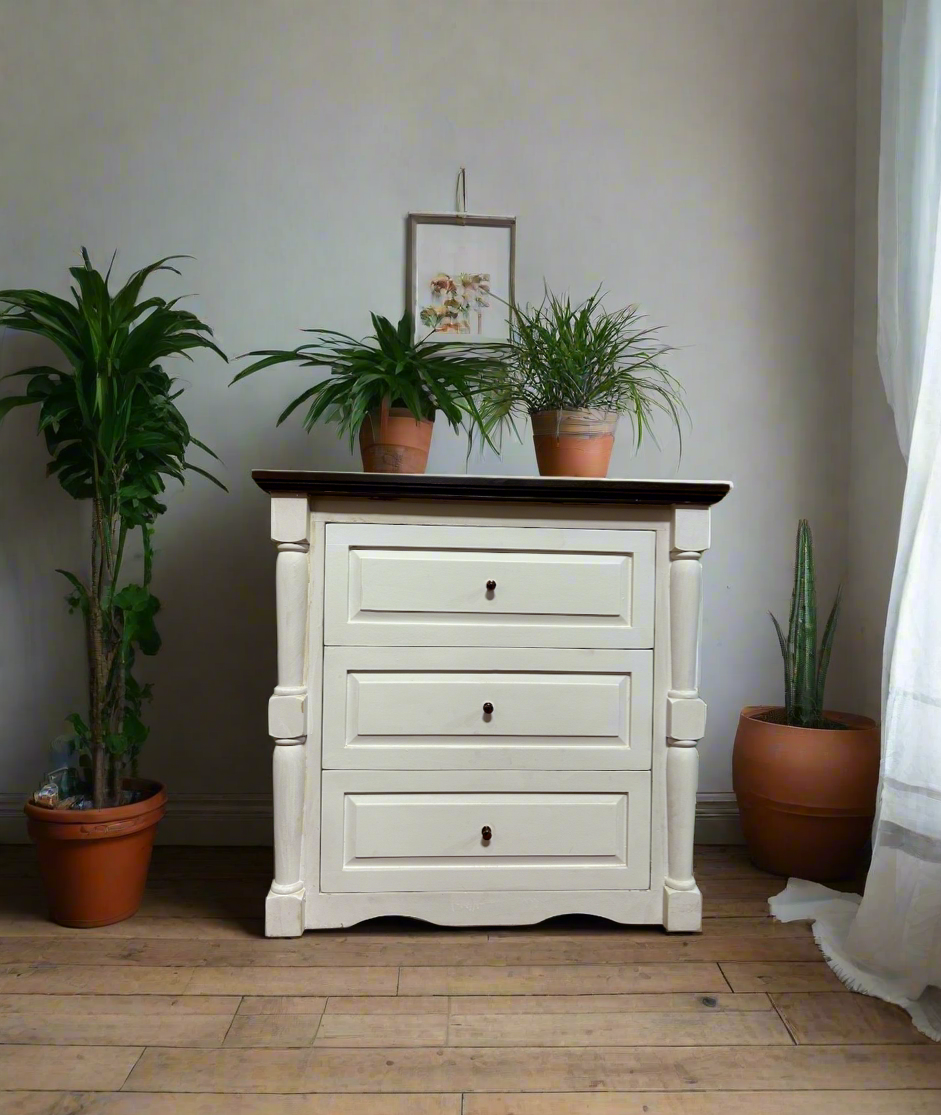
769;520;842;728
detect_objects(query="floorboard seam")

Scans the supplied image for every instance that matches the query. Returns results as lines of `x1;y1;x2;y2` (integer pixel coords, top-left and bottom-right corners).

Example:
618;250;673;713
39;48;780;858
769;996;799;1045
118;1046;145;1091
219;995;243;1047
310;1002;327;1046
717;962;735;992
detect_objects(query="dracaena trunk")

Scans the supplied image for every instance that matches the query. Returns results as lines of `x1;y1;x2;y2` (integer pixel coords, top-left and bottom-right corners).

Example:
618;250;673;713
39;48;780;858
89;496;109;809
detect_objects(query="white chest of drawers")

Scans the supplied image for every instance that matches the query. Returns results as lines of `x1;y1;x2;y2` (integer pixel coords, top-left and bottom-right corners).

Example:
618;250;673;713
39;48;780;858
253;472;730;937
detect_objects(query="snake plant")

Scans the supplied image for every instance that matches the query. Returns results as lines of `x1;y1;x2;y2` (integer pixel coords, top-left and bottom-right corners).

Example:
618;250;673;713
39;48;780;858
770;520;843;728
0;250;226;808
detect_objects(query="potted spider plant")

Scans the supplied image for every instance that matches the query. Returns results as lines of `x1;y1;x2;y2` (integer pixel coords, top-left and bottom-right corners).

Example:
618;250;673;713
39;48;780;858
0;250;226;927
233;311;503;473
733;520;880;881
481;287;685;477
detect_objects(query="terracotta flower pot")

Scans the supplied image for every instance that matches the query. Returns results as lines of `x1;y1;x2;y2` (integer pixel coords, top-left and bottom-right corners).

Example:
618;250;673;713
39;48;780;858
732;706;879;881
359;407;434;473
24;778;166;927
531;409;618;477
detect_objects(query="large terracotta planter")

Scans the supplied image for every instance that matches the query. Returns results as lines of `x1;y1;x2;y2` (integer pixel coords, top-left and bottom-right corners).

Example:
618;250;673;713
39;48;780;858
531;409;618;477
359;407;434;473
732;706;879;881
24;778;166;927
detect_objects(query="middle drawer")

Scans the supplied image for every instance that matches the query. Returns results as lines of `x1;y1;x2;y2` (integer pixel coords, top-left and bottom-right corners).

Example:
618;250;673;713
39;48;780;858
322;646;653;770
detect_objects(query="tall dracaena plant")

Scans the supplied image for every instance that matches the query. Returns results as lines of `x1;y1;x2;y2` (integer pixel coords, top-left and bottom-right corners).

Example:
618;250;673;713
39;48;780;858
770;520;842;729
0;250;226;808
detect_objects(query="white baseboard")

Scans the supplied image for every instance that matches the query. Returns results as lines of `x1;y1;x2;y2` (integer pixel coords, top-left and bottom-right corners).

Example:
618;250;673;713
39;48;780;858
1;791;743;846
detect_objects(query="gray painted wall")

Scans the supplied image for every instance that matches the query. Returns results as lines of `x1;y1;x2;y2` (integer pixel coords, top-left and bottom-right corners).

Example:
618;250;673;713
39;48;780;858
0;0;871;840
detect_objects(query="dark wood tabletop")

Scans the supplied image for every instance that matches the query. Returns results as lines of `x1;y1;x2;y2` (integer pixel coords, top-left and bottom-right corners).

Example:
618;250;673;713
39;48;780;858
251;471;732;507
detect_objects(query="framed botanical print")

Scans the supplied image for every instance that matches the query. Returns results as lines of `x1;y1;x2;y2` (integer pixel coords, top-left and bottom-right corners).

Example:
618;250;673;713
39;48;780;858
406;213;516;344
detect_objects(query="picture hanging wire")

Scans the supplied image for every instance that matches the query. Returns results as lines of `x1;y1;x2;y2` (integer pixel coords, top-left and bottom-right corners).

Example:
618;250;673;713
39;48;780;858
456;167;467;223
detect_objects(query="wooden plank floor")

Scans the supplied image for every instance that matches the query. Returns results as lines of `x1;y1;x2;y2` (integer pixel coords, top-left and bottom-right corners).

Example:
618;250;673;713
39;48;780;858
0;844;937;1114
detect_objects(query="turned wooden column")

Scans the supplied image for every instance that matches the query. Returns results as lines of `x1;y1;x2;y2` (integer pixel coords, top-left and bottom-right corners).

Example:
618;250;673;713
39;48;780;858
664;506;710;929
266;495;310;935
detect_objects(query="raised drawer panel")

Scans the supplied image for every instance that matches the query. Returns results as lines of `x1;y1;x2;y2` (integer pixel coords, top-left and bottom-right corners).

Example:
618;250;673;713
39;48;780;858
322;647;653;769
321;770;651;892
323;523;655;649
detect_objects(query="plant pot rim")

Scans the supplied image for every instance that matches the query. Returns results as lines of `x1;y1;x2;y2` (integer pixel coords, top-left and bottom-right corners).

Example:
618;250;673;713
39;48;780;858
530;407;620;419
24;777;166;826
365;407;435;425
739;705;878;734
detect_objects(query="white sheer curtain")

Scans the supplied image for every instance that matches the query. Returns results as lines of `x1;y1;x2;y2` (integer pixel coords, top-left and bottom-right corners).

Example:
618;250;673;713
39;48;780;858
771;0;941;1040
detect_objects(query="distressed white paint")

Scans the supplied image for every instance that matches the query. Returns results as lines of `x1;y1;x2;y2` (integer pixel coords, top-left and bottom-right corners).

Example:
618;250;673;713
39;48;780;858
664;742;700;893
668;554;703;699
267;693;306;740
663;883;704;932
262;487;715;935
271;495;310;546
321;646;653;770
274;547;309;694
271;741;305;893
324;523;655;648
671;506;711;553
664;530;706;908
667;696;707;741
305;886;668;930
265;497;311;934
320;769;651;892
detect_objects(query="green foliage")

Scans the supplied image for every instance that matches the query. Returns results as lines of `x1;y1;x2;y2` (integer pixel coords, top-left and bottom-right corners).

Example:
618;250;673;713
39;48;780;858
0;249;226;806
480;286;686;453
770;520;843;729
232;311;505;451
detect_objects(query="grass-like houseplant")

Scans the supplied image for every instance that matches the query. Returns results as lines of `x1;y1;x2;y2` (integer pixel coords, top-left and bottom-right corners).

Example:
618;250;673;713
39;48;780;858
233;311;503;473
481;287;684;477
733;520;879;881
0;249;226;926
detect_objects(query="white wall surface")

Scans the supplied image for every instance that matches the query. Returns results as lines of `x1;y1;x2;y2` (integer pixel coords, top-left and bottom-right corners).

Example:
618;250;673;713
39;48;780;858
834;0;906;721
0;0;860;840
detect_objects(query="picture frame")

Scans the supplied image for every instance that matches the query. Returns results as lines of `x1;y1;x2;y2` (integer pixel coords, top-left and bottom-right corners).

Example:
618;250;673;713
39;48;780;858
406;213;516;344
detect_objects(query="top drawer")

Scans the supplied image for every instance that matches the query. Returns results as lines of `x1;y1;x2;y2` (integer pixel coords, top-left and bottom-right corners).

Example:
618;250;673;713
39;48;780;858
323;524;655;648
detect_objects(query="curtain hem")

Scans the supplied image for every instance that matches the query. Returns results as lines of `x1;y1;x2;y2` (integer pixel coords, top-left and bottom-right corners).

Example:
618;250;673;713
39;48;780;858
770;879;941;1041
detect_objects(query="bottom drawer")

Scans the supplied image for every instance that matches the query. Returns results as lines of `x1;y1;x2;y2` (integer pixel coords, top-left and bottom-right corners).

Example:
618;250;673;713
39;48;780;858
321;770;651;892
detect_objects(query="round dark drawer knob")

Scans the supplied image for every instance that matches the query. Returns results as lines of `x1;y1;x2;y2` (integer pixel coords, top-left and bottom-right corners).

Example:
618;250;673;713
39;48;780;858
481;825;492;841
486;580;497;591
482;702;494;715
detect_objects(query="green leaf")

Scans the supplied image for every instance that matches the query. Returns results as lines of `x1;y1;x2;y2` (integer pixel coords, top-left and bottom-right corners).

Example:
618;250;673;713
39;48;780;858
815;583;843;715
190;436;220;461
769;612;792;721
122;711;148;747
0;395;36;424
56;569;89;613
115;583;162;657
793;519;818;725
184;461;227;490
66;712;90;739
228;350;309;384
